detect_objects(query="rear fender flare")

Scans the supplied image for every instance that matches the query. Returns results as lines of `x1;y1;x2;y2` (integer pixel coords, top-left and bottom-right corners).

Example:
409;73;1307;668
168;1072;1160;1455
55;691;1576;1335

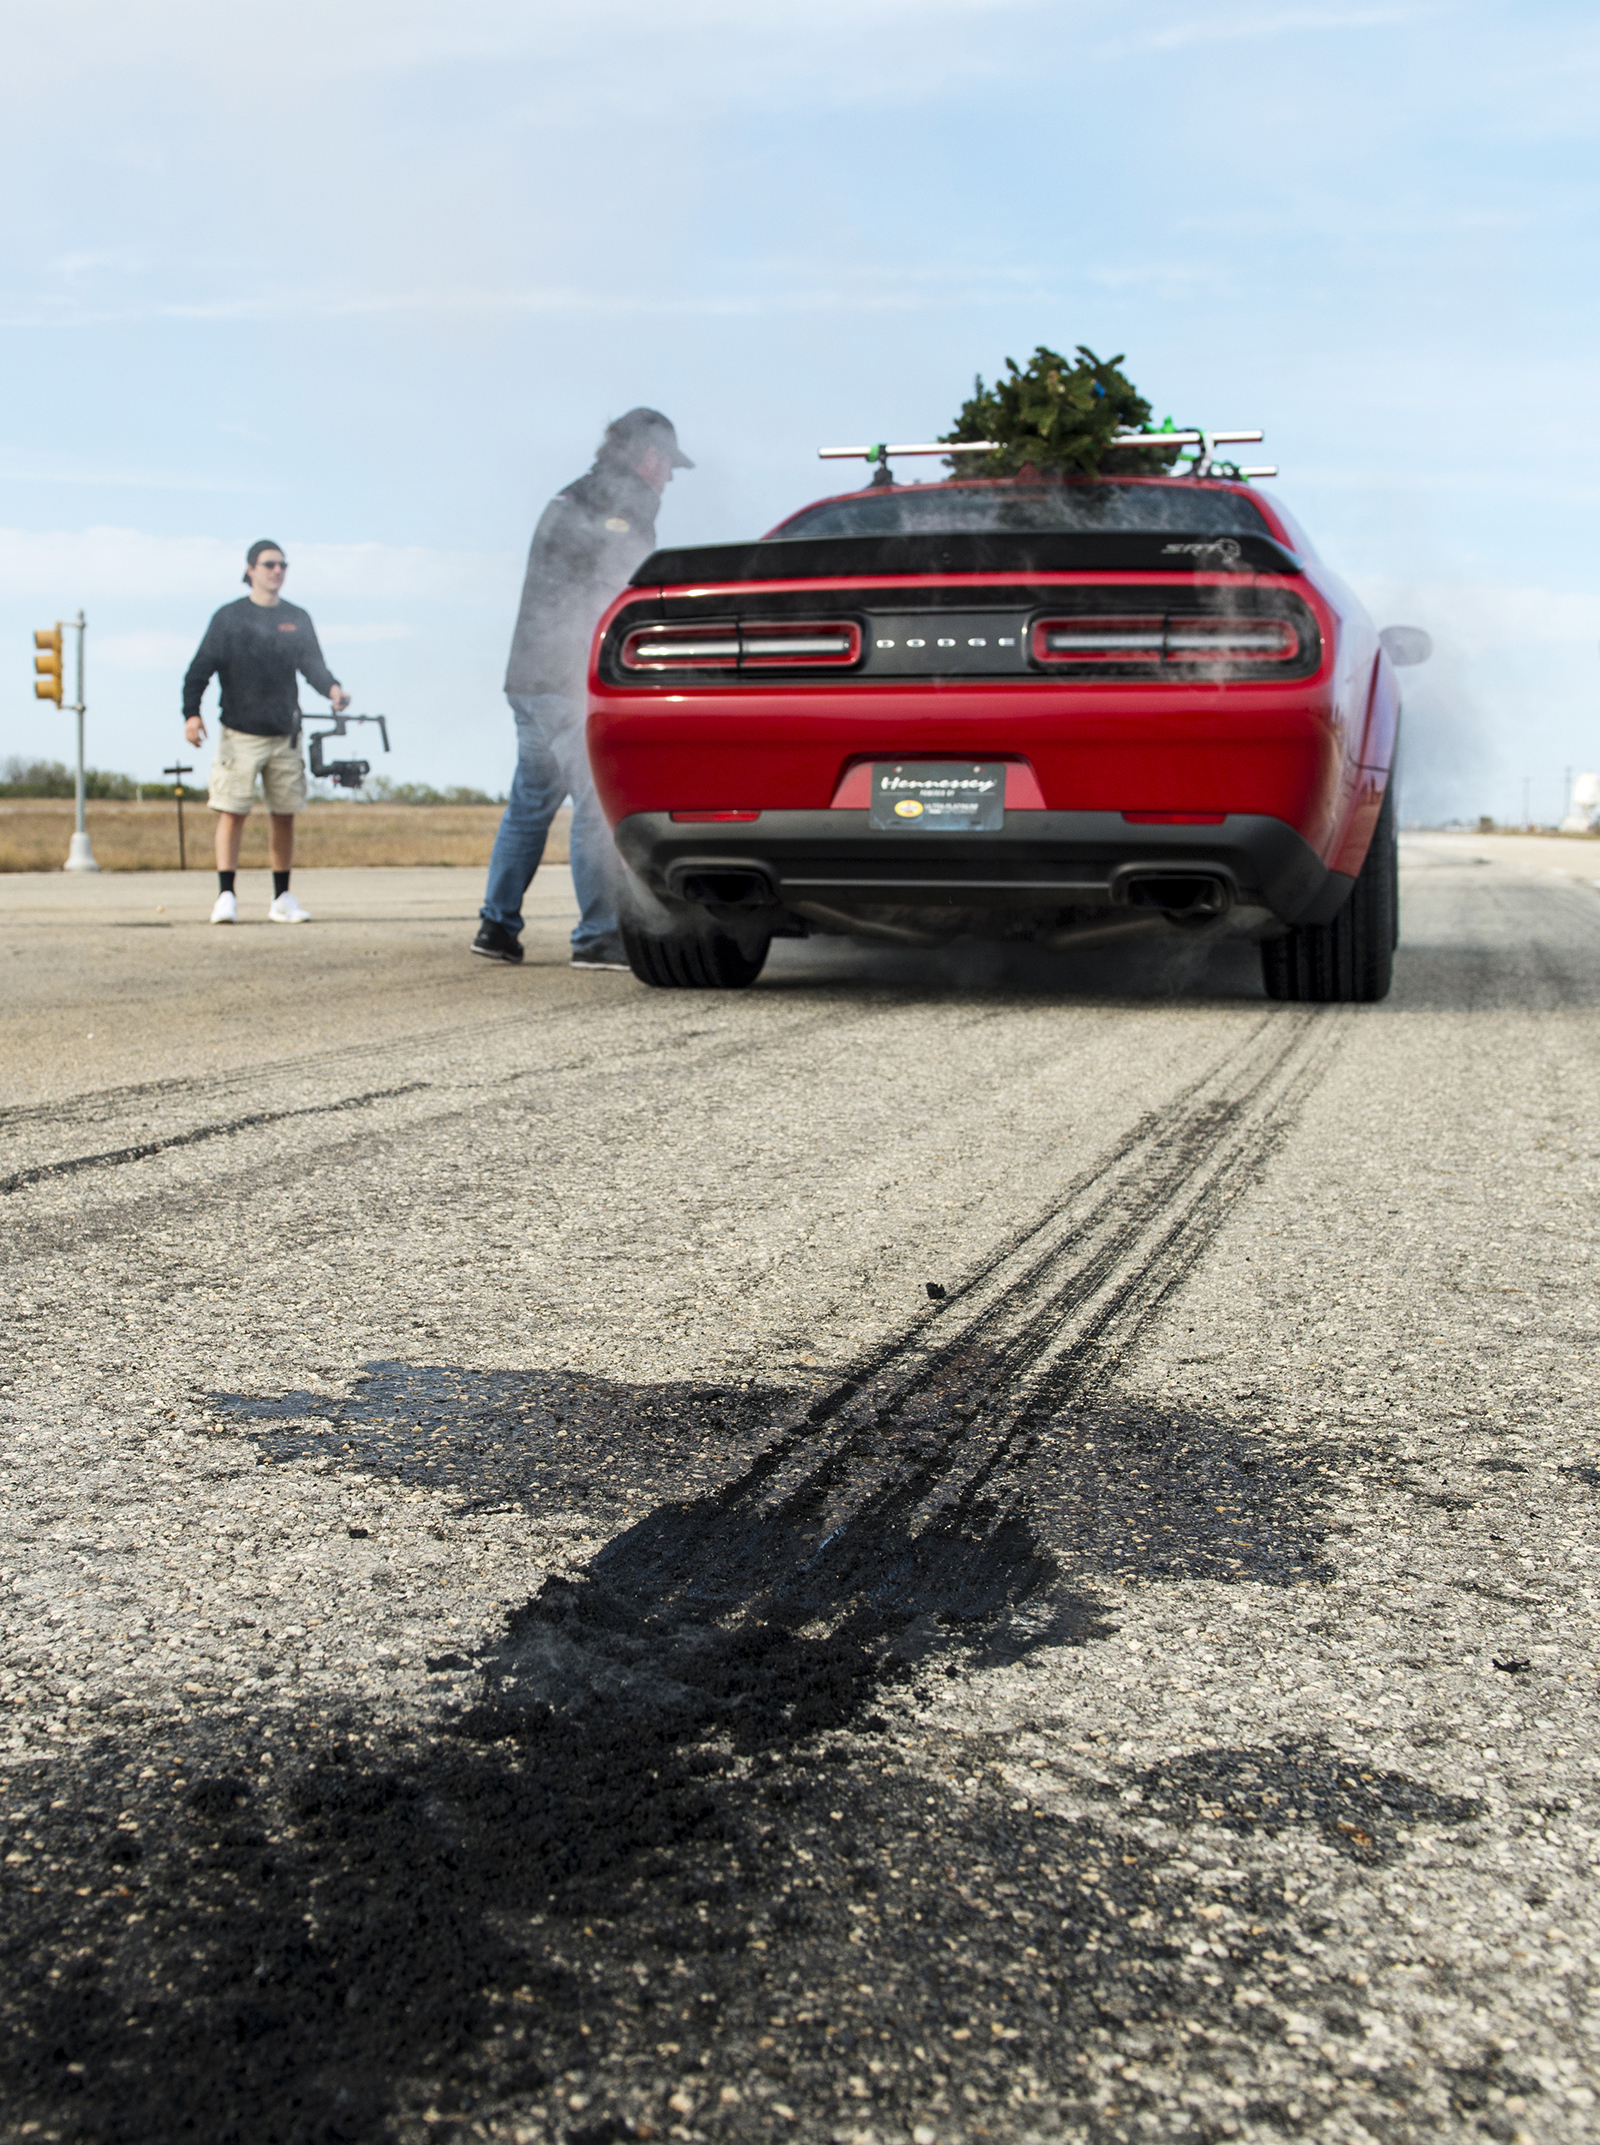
1327;655;1400;878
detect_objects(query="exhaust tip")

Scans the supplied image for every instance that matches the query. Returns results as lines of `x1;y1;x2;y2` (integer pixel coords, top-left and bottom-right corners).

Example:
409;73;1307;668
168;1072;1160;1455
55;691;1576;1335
1118;870;1233;921
674;866;776;909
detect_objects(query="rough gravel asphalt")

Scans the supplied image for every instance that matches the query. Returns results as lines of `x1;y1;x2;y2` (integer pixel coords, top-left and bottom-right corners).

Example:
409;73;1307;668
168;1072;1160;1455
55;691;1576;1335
1;839;1597;2145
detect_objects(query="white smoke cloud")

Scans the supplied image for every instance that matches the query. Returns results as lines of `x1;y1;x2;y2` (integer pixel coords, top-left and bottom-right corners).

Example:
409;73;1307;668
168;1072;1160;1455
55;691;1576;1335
1352;574;1600;825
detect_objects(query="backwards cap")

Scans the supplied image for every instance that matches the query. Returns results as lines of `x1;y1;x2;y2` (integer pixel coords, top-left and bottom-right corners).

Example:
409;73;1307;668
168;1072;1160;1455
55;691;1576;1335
601;408;694;469
243;539;286;585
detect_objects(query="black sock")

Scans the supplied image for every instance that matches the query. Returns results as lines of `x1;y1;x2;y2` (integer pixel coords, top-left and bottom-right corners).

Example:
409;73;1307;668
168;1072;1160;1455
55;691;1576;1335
218;870;236;894
272;871;290;898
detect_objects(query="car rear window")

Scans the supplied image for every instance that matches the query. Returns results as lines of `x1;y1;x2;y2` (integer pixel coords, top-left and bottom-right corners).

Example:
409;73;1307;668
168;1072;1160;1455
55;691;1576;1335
772;482;1273;541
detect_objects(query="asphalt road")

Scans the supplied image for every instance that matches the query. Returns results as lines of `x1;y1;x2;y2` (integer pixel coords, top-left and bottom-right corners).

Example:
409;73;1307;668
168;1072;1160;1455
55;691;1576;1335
2;840;1597;2145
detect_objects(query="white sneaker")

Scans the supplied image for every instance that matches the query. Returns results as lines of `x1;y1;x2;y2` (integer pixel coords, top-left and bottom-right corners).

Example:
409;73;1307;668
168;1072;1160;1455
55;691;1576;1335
210;890;237;925
268;891;312;924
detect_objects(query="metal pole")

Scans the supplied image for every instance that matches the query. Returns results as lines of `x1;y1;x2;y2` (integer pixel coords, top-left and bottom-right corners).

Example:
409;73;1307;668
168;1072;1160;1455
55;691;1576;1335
74;613;85;839
162;761;193;870
63;610;98;873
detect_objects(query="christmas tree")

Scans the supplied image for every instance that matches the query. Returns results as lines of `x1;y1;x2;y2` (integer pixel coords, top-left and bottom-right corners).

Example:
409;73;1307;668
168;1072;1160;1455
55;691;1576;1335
943;346;1183;479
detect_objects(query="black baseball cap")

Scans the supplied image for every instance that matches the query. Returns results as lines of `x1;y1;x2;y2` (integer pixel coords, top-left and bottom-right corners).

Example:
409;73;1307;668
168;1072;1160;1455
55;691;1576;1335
603;407;694;468
243;538;286;583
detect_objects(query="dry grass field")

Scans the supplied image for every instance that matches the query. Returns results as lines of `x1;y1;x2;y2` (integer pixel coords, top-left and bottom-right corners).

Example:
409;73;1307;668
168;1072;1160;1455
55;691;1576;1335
0;799;566;873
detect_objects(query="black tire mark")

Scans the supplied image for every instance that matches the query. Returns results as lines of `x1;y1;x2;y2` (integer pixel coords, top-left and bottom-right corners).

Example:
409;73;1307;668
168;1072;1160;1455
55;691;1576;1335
0;1082;429;1196
0;1015;522;1138
0;992;682;1141
0;1001;928;1199
747;1009;1338;1511
800;1006;1300;1428
509;1007;1346;1670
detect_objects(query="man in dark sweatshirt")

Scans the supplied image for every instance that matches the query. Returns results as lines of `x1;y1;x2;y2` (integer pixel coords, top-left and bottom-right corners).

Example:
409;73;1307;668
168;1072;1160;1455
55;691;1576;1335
472;408;693;969
183;540;350;924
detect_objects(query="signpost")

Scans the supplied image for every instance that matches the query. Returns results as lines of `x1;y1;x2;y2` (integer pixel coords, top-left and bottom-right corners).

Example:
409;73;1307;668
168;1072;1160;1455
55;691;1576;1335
162;761;194;870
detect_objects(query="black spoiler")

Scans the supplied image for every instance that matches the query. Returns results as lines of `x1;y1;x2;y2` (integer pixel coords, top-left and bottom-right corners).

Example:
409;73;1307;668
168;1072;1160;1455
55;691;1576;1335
632;529;1302;587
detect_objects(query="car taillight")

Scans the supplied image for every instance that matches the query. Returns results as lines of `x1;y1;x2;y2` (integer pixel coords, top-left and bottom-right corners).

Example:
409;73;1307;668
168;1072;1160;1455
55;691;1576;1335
618;618;861;673
1165;618;1299;662
739;620;862;667
1034;617;1165;665
622;621;740;670
1032;615;1300;669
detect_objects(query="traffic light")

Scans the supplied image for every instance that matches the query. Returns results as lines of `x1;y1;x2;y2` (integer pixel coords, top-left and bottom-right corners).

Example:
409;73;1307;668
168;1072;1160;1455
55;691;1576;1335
34;625;63;705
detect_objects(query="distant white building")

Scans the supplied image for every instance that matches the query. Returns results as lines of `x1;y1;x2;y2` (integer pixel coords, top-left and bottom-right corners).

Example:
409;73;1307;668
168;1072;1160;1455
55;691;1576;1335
1562;771;1600;834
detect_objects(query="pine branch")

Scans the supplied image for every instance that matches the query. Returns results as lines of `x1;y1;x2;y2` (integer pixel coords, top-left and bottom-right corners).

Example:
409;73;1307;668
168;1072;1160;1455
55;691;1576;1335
941;345;1183;479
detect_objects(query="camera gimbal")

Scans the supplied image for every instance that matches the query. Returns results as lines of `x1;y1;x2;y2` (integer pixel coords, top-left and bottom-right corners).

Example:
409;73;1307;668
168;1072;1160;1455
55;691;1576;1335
306;713;390;791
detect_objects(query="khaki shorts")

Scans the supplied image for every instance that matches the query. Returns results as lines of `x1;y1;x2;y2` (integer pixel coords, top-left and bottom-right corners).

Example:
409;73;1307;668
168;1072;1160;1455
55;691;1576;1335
207;726;308;816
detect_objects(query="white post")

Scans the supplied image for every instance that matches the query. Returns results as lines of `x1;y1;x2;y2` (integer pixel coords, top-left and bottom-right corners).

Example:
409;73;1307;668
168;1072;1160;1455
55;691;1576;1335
63;610;97;873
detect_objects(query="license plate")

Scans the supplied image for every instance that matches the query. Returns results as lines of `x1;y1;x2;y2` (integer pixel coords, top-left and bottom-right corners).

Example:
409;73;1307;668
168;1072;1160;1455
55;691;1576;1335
870;762;1006;832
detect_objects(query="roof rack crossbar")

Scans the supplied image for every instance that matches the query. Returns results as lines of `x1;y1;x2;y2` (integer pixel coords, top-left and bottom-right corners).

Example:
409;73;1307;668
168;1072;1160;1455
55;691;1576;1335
1105;429;1264;449
1108;427;1271;478
818;442;1000;460
816;429;1275;483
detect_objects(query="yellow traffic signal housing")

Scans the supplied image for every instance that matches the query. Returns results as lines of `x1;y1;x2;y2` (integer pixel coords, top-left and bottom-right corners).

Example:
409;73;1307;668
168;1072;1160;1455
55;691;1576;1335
34;624;63;705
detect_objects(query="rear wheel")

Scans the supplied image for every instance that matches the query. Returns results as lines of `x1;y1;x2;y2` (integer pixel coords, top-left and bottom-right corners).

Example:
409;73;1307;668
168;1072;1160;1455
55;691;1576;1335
1262;784;1397;1003
620;913;771;989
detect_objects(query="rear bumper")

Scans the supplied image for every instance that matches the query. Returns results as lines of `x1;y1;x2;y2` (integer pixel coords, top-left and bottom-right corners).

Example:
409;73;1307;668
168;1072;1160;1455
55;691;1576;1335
613;810;1350;926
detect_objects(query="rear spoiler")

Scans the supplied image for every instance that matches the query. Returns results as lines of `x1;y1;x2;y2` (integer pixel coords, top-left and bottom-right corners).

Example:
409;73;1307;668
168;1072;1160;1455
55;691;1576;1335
631;529;1302;587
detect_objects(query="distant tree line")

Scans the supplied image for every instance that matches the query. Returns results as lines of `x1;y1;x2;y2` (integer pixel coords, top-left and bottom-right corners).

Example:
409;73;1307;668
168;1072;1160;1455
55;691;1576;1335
365;777;506;806
0;757;164;800
1;758;504;807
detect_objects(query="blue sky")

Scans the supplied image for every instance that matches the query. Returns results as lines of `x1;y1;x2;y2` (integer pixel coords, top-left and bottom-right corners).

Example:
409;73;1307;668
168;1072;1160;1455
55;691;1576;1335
2;0;1596;822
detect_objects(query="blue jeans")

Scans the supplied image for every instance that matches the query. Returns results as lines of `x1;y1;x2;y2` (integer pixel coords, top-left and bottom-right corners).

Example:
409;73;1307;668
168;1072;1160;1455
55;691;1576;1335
480;692;618;951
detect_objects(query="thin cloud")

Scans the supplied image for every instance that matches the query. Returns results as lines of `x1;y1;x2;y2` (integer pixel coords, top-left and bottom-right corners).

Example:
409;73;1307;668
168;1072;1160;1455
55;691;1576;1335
1087;262;1216;293
94;630;197;672
1171;201;1527;240
4;0;1037;99
1293;463;1600;510
0;455;257;494
1;280;941;332
0;526;517;604
1104;4;1436;55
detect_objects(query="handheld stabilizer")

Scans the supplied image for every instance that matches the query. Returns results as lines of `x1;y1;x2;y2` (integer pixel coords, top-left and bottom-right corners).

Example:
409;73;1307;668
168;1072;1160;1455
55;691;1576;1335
307;713;390;791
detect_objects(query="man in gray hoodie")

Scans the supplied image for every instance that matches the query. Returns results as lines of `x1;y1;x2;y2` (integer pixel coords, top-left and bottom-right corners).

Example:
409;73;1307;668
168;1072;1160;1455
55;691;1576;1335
473;408;693;969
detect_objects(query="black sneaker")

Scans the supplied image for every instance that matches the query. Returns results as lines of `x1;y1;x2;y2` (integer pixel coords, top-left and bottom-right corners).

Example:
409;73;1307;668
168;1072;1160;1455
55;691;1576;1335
571;935;631;972
471;920;524;964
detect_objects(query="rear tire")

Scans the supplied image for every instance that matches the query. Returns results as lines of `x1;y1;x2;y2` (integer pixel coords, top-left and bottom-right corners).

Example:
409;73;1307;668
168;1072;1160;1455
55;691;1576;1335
1262;784;1397;1003
620;914;771;989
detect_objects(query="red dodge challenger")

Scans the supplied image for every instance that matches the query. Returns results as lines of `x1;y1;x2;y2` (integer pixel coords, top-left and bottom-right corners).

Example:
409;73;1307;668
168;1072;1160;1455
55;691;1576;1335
586;451;1426;1000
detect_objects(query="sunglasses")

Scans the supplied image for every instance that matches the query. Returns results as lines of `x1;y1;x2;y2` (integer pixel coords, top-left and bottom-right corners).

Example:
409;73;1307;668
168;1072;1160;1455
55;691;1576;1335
257;559;287;570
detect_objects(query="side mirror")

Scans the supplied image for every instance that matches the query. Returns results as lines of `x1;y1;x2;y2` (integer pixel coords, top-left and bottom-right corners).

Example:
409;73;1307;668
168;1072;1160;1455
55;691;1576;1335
1380;624;1432;667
